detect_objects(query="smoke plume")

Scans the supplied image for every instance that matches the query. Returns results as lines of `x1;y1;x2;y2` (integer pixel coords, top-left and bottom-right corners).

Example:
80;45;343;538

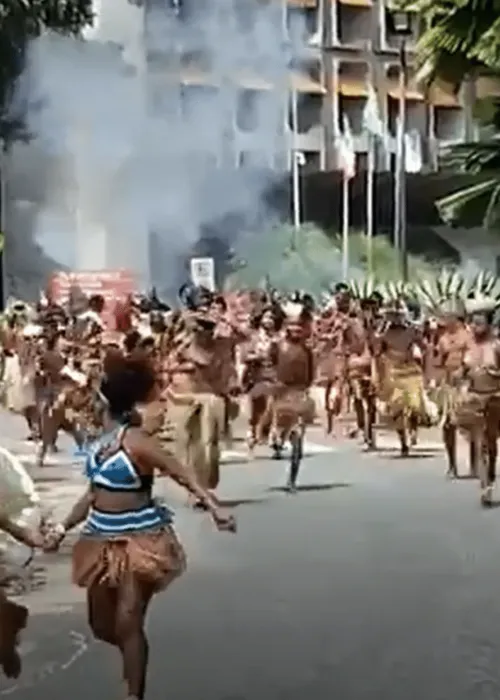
10;0;308;294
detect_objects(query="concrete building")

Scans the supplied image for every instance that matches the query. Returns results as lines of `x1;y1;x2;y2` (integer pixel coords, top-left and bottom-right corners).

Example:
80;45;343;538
142;0;500;174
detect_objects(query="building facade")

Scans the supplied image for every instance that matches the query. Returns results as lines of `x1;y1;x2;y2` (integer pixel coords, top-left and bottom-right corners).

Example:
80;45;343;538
140;0;500;175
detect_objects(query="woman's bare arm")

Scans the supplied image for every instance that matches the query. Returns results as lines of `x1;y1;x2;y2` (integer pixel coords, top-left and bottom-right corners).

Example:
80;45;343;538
60;488;94;533
126;432;218;513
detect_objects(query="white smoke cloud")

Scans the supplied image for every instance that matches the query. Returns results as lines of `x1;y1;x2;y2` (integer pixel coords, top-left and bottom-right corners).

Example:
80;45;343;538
11;0;309;292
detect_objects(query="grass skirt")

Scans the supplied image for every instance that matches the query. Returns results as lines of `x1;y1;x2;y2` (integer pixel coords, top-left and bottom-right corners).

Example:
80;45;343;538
436;380;462;426
72;527;186;591
383;365;425;429
456;391;500;435
268;388;315;440
165;393;225;490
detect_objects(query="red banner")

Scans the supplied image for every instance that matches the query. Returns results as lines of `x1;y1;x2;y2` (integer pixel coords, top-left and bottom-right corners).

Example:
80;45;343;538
49;270;135;330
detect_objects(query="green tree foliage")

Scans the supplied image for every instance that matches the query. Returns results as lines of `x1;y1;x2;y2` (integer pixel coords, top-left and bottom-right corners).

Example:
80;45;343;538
398;0;500;229
436;138;500;227
225;224;436;294
402;0;500;86
0;0;94;142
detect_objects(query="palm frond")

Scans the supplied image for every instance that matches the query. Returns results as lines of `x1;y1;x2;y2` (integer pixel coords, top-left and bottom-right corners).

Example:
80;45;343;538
441;138;500;172
436;177;499;227
399;0;500;87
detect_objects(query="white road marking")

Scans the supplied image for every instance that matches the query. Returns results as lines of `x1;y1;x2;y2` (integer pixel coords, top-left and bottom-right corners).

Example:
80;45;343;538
371;439;444;452
0;631;91;695
18;454;79;466
221;440;336;463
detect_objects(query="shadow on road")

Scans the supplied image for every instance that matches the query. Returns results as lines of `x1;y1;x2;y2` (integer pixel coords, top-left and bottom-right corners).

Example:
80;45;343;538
375;446;442;457
385;451;441;460
482;500;500;510
30;475;67;485
267;482;351;494
222;458;250;466
217;498;269;508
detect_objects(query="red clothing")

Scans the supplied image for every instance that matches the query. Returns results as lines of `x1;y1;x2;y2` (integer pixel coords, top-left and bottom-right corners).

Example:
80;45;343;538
114;301;133;334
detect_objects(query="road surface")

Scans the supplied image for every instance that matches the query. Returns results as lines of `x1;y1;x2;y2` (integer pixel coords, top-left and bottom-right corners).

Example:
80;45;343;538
2;415;500;700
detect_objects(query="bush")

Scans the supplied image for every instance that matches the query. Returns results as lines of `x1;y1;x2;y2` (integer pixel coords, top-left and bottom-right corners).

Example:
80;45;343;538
226;223;438;293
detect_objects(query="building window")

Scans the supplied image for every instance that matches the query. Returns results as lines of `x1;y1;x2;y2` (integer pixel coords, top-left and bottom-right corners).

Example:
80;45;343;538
287;7;318;42
236;90;260;132
434;107;463;143
300;150;320;173
338;5;372;47
238;151;268;168
180;86;217;120
234;0;258;33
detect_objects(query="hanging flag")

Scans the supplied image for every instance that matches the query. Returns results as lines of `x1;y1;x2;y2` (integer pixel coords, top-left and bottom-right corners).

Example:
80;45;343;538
404;129;423;173
337;114;356;180
362;85;385;141
294;151;306;167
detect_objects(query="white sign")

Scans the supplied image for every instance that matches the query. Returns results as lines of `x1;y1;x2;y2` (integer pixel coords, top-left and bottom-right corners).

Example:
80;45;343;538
190;257;215;291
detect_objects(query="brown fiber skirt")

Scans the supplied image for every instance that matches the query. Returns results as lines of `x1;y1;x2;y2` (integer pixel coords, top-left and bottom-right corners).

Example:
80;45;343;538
72;526;186;591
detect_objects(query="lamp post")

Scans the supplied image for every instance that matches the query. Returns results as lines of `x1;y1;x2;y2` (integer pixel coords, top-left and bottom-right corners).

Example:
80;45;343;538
389;8;412;282
290;88;305;251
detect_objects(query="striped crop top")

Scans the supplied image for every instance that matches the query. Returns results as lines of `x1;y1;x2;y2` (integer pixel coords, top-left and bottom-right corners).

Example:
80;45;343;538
82;426;173;536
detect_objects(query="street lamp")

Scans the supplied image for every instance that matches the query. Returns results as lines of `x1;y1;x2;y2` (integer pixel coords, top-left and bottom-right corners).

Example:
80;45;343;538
388;7;413;282
389;10;413;36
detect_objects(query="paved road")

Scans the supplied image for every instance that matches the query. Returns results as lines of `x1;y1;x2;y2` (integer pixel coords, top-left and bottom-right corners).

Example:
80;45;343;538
2;415;500;700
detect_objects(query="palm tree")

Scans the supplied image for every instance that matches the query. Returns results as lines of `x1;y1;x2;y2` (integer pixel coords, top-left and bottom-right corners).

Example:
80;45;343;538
0;0;94;144
398;0;500;228
403;0;500;86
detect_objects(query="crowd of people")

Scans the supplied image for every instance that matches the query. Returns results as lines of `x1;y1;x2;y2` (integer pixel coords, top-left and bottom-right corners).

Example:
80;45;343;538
0;278;500;698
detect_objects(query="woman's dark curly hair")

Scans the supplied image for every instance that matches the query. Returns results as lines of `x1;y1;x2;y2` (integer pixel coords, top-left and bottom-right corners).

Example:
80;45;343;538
250;304;284;331
100;353;156;420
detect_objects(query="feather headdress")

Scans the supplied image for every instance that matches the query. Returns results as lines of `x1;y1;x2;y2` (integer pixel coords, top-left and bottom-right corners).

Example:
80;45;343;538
414;268;500;314
282;301;305;320
464;296;498;315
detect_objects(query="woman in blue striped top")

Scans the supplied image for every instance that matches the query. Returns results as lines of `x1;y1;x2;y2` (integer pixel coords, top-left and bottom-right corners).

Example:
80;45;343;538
44;351;236;700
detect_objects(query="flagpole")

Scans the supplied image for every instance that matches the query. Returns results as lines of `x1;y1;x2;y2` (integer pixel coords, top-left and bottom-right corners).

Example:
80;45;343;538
394;41;407;272
399;42;408;282
362;78;384;281
366;132;375;276
291;88;301;242
342;173;349;279
393;116;402;254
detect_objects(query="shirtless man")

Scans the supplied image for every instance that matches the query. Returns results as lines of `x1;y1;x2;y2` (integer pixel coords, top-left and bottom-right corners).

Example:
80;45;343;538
271;302;315;491
36;328;83;467
211;296;247;449
434;300;473;478
374;301;426;456
461;300;500;505
345;306;373;445
241;308;280;451
167;313;227;501
315;285;352;435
